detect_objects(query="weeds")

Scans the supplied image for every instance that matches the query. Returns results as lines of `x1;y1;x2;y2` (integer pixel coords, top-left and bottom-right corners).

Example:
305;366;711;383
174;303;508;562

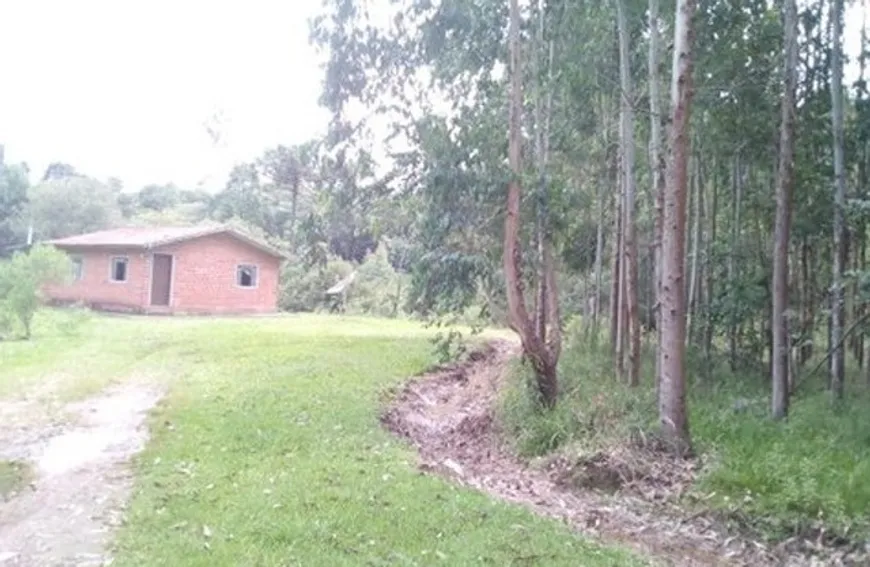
497;323;870;542
0;460;32;500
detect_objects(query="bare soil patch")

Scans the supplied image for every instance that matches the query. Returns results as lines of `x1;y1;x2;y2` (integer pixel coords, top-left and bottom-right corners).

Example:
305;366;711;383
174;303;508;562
0;383;162;566
382;340;868;567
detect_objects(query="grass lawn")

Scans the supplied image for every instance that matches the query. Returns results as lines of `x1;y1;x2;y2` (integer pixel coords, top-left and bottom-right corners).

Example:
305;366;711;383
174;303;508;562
0;310;643;567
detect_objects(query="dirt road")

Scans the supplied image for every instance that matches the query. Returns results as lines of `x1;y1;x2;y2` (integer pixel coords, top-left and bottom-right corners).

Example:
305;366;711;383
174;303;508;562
0;383;161;566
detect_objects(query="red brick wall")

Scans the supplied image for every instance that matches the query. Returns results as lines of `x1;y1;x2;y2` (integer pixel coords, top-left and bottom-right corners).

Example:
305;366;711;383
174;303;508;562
44;234;281;314
43;248;151;311
153;233;280;314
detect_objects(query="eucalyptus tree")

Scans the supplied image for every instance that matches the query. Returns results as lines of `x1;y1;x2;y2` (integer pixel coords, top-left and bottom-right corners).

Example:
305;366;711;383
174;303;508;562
830;0;847;401
772;0;799;420
659;0;696;454
312;0;576;406
648;0;666;387
616;0;641;387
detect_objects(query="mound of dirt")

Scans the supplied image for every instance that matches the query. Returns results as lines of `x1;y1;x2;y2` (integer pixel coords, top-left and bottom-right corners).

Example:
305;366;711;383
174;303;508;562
382;340;869;567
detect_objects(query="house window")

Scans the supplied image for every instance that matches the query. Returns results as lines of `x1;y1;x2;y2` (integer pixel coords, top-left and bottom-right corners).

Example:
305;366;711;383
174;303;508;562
111;256;128;282
236;264;258;288
70;256;84;281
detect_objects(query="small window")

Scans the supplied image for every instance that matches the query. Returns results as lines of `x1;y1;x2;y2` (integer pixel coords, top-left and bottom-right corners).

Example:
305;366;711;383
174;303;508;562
70;257;84;281
236;264;258;288
111;257;128;282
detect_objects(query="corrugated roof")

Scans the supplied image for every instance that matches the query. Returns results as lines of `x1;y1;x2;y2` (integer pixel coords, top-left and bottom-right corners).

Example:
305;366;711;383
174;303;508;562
47;225;286;258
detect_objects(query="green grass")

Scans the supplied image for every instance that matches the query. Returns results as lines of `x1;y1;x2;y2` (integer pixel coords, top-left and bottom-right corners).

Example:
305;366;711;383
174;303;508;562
498;322;870;541
0;460;31;499
0;310;643;567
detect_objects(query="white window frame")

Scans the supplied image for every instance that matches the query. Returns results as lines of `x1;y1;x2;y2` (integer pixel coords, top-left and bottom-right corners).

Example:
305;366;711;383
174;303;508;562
110;256;129;283
70;255;84;282
236;264;259;289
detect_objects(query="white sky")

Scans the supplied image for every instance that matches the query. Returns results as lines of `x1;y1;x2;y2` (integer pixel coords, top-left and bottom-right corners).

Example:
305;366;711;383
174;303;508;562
0;0;329;191
0;0;866;193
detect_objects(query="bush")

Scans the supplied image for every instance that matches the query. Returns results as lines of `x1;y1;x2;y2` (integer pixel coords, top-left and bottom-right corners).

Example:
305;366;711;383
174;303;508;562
0;245;70;339
280;256;354;312
279;244;412;318
346;244;410;318
499;330;655;457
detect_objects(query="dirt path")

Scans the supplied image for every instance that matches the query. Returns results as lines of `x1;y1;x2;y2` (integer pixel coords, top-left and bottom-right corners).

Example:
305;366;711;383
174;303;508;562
0;383;162;566
382;340;865;567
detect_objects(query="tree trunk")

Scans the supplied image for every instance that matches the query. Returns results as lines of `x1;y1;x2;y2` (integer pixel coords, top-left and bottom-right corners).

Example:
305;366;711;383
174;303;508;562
504;0;559;408
704;160;718;375
593;180;605;335
617;0;641;387
772;0;798;420
830;0;847;402
860;5;868;379
659;0;696;456
800;240;815;364
612;191;625;369
649;0;667;393
728;154;743;370
688;154;703;345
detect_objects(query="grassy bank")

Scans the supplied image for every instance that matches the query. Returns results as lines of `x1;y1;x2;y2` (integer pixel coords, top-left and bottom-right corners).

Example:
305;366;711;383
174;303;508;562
499;326;870;541
0;311;642;566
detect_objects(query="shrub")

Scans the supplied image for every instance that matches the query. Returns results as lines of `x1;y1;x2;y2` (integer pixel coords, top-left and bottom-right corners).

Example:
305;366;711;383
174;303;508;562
0;245;69;339
346;244;410;318
280;256;354;312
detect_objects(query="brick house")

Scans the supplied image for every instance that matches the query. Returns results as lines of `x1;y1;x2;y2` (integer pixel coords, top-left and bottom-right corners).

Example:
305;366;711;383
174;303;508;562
44;225;284;314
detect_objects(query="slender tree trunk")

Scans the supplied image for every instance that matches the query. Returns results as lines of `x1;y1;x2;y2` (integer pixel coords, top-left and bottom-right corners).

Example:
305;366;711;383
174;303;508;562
728;154;743;370
772;0;798;420
860;0;869;382
659;0;696;456
504;0;559;408
533;2;550;347
800;240;815;364
593;180;605;334
704;161;718;374
611;193;623;360
688;154;703;345
649;0;667;393
617;0;641;387
618;230;629;375
830;0;847;402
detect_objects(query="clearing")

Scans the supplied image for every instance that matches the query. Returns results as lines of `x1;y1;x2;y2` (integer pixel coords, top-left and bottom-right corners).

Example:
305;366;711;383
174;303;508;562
0;311;641;566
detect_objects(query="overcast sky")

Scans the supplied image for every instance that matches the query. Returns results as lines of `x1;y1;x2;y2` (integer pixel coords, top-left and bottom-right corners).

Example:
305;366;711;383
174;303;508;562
0;0;866;193
0;0;328;191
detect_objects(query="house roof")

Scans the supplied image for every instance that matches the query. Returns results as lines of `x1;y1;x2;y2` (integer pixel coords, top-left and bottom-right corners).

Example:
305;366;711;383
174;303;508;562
47;225;286;258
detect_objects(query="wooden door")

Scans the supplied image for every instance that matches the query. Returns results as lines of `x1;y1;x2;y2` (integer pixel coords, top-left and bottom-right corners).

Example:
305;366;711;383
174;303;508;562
150;254;172;306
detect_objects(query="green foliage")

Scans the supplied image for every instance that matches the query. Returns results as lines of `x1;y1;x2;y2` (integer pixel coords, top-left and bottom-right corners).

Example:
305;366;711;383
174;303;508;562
0;245;70;339
28;176;121;239
498;323;870;540
696;391;870;538
41;162;77;180
136;183;180;211
0;163;29;251
499;319;655;457
279;256;354;312
0;460;32;499
346;244;410;317
279;243;414;318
